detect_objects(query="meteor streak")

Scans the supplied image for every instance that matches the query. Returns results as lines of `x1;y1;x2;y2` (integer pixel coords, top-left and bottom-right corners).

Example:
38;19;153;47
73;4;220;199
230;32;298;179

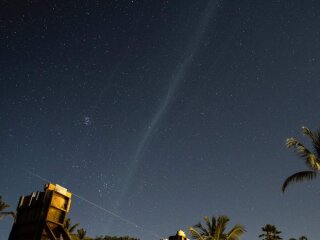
26;170;161;239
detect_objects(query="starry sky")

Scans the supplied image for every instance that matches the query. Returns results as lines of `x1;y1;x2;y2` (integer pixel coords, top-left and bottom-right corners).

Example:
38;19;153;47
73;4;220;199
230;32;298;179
1;0;320;239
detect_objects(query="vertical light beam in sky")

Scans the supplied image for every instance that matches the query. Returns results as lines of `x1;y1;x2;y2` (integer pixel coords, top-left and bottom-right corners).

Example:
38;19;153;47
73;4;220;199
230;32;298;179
112;0;222;223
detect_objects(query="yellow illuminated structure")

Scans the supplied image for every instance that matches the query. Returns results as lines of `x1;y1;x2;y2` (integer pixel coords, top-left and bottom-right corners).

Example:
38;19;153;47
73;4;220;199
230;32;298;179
9;183;73;240
169;230;189;240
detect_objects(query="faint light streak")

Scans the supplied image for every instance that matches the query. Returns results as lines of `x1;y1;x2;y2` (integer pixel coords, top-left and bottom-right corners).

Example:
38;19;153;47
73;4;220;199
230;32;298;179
25;170;162;239
113;0;222;224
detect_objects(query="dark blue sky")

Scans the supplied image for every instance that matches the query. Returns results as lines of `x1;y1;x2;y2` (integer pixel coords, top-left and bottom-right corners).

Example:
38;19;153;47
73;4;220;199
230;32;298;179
1;0;320;239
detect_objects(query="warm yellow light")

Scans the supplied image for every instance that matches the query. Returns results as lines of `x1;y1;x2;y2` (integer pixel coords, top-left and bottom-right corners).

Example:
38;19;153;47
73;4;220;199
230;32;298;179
177;230;186;238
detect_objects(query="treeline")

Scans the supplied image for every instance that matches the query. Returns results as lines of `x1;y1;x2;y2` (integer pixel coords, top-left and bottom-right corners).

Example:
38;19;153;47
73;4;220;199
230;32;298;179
69;233;139;240
0;194;310;240
92;236;139;240
65;220;139;240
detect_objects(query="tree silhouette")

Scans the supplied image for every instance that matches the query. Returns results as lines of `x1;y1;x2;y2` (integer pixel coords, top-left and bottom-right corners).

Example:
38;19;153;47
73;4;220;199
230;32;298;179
0;196;15;220
188;215;245;240
299;236;308;240
282;126;320;192
93;236;139;240
65;218;79;233
259;224;282;240
77;228;87;240
288;236;307;240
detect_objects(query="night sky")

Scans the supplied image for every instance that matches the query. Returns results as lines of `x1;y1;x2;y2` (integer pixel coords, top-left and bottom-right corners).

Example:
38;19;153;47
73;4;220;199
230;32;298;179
1;0;320;239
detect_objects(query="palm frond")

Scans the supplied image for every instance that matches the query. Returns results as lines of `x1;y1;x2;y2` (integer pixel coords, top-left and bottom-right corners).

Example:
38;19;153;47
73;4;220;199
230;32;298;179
227;224;246;240
190;215;245;240
211;216;216;235
259;224;282;240
286;138;299;148
282;171;317;192
298;126;320;159
194;222;209;236
203;216;212;236
189;227;204;240
69;222;79;233
301;127;320;151
286;138;320;170
65;218;71;228
65;218;79;233
214;216;229;240
312;130;320;157
0;196;10;212
77;228;87;239
298;236;308;240
302;126;312;136
0;211;15;218
203;216;211;233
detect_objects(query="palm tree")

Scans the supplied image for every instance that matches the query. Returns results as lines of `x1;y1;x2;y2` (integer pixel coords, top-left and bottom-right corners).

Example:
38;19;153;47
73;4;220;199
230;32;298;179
0;196;15;220
259;224;282;240
282;126;320;192
298;236;308;240
188;215;245;240
77;228;87;240
65;218;79;233
288;236;307;240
